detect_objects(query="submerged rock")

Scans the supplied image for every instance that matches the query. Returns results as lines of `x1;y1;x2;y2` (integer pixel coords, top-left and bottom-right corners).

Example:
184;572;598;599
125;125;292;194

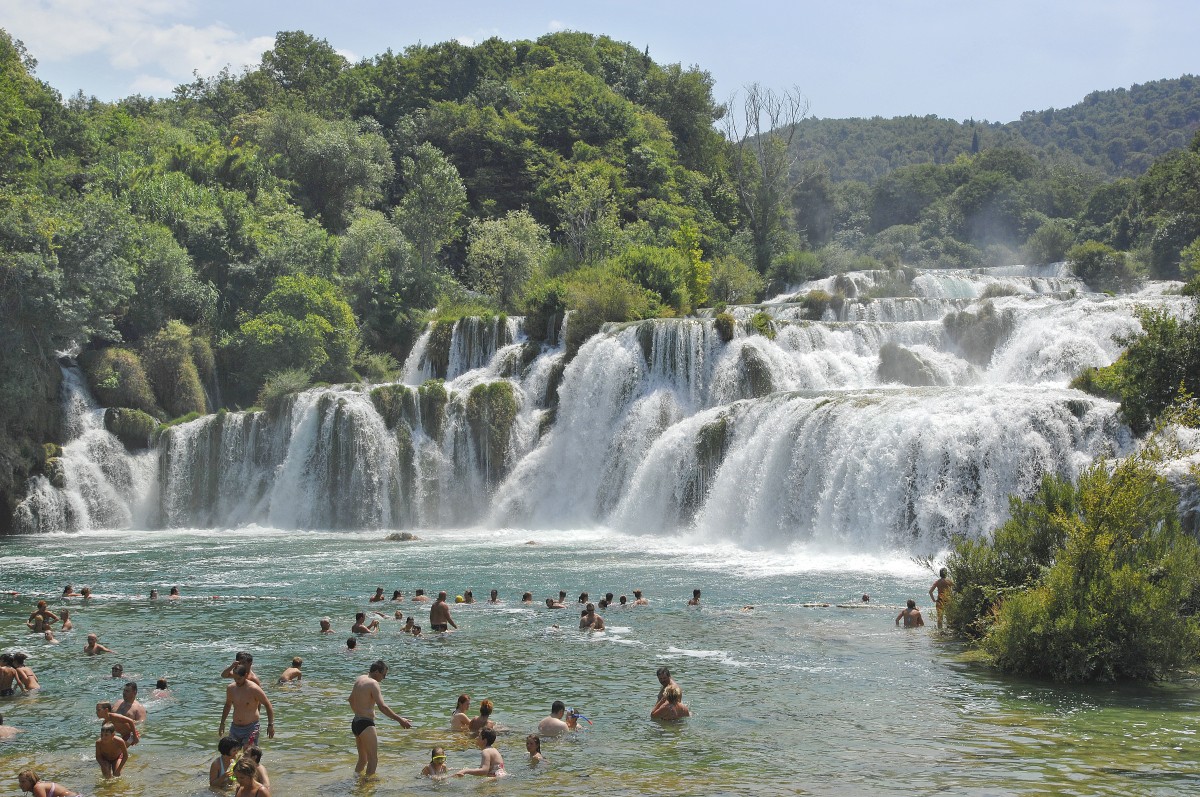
385;532;419;541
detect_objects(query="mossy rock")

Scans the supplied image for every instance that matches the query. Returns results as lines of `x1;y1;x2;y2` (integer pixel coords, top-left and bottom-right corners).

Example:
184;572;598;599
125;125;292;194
635;321;656;366
714;312;736;343
740;346;774;398
80;347;164;418
878;342;940;387
418;379;448;439
141;321;208;418
424;320;456;380
385;532;419;541
544;360;566;410
104;407;160;451
943;301;1014;366
537;407;557;441
43;457;67;489
466;381;518;484
42;442;61;461
749;311;777;341
799;290;845;320
370;384;413;430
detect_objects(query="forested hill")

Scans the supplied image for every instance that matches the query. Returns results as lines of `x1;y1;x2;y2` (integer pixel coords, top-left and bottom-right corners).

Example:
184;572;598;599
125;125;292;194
792;75;1200;182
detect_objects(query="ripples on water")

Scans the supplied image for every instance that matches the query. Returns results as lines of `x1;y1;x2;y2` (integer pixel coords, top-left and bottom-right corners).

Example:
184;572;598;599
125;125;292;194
2;529;1199;796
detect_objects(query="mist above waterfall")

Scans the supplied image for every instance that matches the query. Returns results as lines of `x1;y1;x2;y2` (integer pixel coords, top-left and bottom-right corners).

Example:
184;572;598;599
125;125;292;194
18;265;1187;551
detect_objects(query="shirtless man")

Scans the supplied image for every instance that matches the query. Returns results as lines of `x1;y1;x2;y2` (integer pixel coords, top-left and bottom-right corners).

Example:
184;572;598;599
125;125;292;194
655;667;680;706
278;657;303;683
218;665;275;748
222;652;262;686
84;633;115;656
633;589;648;606
0;655;17;697
488;589;501;604
929;568;954;630
96;702;138;745
352;612;380;635
95;722;128;777
429;592;457;633
348;660;411;776
579;603;605;631
537;701;578;736
687;589;701;606
545;597;565;609
369;587;385;603
319;617;333;634
896;599;925;628
26;602;58;633
411;589;429;603
0;713;20;739
113;682;147;722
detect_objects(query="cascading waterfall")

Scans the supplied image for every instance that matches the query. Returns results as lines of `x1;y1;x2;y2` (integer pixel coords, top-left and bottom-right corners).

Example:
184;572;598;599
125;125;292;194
14;265;1190;551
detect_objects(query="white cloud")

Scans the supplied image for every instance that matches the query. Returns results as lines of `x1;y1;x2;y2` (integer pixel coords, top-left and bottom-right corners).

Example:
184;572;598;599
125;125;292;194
0;0;273;95
547;20;566;32
456;36;475;46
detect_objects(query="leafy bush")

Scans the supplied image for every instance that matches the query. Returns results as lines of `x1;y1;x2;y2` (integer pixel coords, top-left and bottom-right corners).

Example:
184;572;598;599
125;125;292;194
1022;218;1075;265
563;266;659;356
81;348;163;418
1108;306;1200;434
140;321;208;418
256;368;312;416
708;255;764;305
749;311;776;341
766;250;821;295
714;312;736;343
356;351;401;384
611;244;693;314
1068;241;1141;293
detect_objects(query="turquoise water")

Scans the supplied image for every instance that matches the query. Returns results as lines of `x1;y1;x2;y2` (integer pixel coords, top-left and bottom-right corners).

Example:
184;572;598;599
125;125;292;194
3;528;1200;796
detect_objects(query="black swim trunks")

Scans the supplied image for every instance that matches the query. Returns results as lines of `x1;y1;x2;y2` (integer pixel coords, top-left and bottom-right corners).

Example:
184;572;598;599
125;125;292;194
431;623;448;632
352;716;375;736
0;688;13;697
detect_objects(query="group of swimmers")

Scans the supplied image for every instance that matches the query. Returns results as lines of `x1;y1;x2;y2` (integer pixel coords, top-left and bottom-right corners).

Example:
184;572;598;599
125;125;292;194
2;581;701;794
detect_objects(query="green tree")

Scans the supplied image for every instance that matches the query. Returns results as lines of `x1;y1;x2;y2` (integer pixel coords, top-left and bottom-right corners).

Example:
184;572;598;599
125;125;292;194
394;142;467;272
708;255;764;305
465;210;550;310
1022;219;1075;265
1067;241;1140;293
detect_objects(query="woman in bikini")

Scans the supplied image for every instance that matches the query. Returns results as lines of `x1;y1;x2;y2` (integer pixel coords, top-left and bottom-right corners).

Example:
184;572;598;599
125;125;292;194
454;728;505;778
17;769;81;797
450;694;471;731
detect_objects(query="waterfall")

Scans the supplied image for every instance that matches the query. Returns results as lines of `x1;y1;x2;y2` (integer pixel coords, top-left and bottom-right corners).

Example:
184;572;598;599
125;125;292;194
14;265;1190;551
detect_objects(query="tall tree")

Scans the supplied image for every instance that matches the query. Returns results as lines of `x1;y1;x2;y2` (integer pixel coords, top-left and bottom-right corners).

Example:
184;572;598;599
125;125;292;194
722;84;809;274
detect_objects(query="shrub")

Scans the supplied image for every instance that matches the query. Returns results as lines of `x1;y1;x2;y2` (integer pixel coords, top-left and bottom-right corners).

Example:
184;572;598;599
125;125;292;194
356;351;401;384
708;255;763;306
714;312;736;343
81;348;163;418
140;321;207;418
256;368;311;417
749;311;776;341
1067;241;1141;293
563;266;659;356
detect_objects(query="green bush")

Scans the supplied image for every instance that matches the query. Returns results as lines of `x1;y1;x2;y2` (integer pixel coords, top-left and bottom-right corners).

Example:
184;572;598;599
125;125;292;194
611;244;693;314
81;348;163;418
714;312;736;343
256;368;312;417
103;407;160;450
708;255;764;305
749;311;776;341
563;266;659;356
140;321;207;418
1068;241;1141;293
356;351;401;384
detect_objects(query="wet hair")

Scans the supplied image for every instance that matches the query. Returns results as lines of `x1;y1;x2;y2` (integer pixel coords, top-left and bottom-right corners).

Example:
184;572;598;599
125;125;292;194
490;589;498;598
693;589;701;597
605;592;614;602
522;592;532;601
0;654;10;666
369;659;387;675
526;733;541;752
62;584;73;595
356;612;366;622
18;769;39;784
10;653;24;665
233;665;249;678
598;599;608;609
656;666;671;680
480;728;497;746
233;758;257;778
585;603;595;612
246;745;263;764
169;586;178;595
346;637;357;649
665;685;682;703
431;745;446;760
415;589;425;596
907;599;917;609
619;595;627;604
545;598;555;607
218;735;240;756
479;698;493;716
940;567;948;578
97;701;113;712
862;594;870;602
578;592;588;603
124;681;138;693
551;700;565;714
291;657;303;668
633;589;643;598
374;587;384;594
156;678;168;690
456;693;470;709
236;651;253;665
392;590;402;599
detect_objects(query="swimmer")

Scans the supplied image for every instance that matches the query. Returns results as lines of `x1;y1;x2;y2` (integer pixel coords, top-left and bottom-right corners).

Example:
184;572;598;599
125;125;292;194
153;678;170;698
59;608;72;631
488;589;500;604
95;722;128;777
232;757;269;797
346;637;357;651
278;657;302;684
369;587;385;603
619;595;628;606
526;734;544;764
537;700;577;735
13;653;39;691
468;698;495;734
244;746;270;790
463;590;475;604
862;593;871;603
351;612;380;634
149;589;158;599
451;694;471;731
578;592;589;604
429;591;457;633
655;667;680;705
0;655;17;696
84;633;115;655
319;617;333;634
421;747;449;778
558;590;567;604
222;652;262;686
411;589;429;603
402;617;415;634
393;610;403;620
545;597;565;609
18;769;80;796
929;567;953;629
412;625;422;637
62;584;77;598
218;665;274;748
605;592;614;605
0;713;20;739
168;586;180;599
42;630;57;645
896;599;925;628
348;659;412;776
633;589;648;606
114;681;147;721
26;601;58;633
687;588;701;606
96;701;139;745
651;684;690;721
521;592;533;604
454;728;504;778
110;663;124;678
391;590;403;601
80;587;92;599
209;735;239;788
579;602;605;631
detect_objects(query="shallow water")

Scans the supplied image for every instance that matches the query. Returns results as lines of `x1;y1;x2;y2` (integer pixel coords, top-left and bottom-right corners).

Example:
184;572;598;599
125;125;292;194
2;528;1199;796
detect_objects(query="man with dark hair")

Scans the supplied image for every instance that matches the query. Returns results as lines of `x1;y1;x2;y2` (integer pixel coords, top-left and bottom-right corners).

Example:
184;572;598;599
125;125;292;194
655;667;679;705
537;700;577;736
896;599;925;628
114;681;147;722
430;591;457;633
348;660;412;776
219;665;274;748
221;652;262;686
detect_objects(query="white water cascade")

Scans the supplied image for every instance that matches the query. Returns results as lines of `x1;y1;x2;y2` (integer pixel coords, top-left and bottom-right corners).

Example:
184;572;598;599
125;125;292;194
14;265;1191;551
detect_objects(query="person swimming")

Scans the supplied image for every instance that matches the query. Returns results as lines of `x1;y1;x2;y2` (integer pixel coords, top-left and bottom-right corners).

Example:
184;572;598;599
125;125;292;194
526;734;544;764
454;728;505;778
421;746;449;778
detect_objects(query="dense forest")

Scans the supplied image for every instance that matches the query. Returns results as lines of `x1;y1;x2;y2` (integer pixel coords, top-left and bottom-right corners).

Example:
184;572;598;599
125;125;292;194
2;27;1200;533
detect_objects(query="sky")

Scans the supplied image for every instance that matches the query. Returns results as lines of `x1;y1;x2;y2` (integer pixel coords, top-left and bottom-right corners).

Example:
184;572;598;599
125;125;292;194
3;0;1198;123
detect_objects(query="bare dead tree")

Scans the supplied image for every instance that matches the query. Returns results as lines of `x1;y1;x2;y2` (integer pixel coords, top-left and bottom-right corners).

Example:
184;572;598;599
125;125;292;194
721;84;810;274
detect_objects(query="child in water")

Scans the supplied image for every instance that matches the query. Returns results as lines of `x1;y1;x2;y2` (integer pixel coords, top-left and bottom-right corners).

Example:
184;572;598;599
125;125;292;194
455;728;505;777
421;747;449;778
95;723;128;777
233;757;269;797
18;770;81;796
526;734;544;764
209;735;239;788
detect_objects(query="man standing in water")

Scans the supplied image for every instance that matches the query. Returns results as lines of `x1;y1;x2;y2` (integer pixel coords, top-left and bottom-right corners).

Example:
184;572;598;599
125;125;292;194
113;682;147;722
430;592;458;633
896;599;925;628
929;568;953;630
349;660;412;776
218;665;274;748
